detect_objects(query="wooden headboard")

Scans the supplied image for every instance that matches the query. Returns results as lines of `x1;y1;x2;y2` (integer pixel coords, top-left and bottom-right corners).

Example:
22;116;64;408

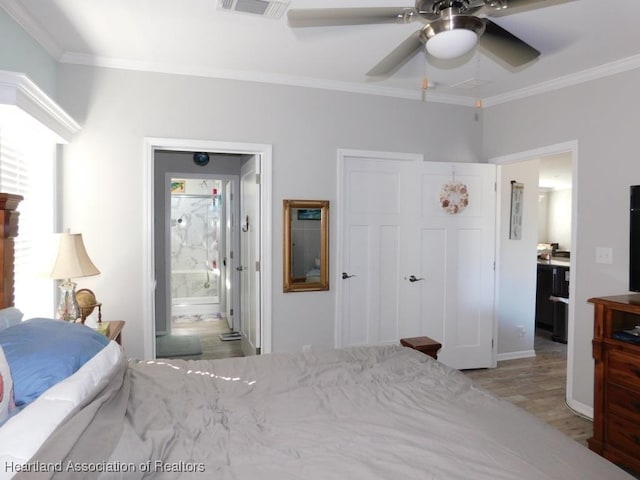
0;194;23;310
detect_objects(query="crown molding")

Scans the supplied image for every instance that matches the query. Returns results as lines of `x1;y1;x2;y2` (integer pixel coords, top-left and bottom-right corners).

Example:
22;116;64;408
60;50;640;109
483;54;640;107
60;52;477;107
0;0;63;59
0;70;81;142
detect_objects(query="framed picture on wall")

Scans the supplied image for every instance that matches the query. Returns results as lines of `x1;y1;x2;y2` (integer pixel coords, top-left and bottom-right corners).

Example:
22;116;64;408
171;179;185;194
509;181;524;240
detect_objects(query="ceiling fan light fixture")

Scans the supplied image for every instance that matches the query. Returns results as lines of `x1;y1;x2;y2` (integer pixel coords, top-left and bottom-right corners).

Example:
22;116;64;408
423;15;485;60
426;29;478;59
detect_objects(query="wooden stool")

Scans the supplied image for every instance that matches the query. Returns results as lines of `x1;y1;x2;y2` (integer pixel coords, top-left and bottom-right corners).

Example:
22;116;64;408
400;336;442;360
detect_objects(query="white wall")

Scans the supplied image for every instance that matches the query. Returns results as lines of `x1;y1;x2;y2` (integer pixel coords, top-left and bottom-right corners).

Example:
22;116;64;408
537;191;549;243
496;159;539;358
547;188;572;250
0;9;57;98
484;68;640;411
56;64;482;359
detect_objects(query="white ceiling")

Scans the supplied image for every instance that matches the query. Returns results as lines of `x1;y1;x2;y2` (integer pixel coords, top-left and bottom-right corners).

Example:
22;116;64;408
4;0;640;106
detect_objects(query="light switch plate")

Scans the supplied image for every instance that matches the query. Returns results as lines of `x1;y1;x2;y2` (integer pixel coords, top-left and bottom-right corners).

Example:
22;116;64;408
596;246;613;264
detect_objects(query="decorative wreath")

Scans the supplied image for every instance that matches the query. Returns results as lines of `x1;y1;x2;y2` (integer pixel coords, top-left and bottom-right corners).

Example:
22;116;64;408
439;182;469;214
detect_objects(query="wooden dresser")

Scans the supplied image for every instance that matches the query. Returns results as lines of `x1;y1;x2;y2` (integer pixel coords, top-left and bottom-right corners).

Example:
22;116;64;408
589;294;640;474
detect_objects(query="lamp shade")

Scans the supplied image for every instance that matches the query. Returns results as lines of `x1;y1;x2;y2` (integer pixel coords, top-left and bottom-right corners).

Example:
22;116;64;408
50;233;100;280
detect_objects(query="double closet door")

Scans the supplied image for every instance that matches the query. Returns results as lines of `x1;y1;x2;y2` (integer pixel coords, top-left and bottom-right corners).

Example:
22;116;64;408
338;151;496;369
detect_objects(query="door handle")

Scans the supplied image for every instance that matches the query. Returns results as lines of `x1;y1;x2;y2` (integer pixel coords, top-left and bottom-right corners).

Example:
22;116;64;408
236;266;245;272
408;275;424;283
342;272;356;279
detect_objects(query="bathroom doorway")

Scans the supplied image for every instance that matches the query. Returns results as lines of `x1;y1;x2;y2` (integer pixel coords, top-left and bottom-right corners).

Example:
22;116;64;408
143;138;273;361
152;150;250;360
165;174;242;359
169;177;223;319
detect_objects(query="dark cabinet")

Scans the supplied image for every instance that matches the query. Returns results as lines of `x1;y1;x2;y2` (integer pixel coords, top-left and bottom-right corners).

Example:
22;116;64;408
589;294;640;474
535;262;570;342
535;266;554;330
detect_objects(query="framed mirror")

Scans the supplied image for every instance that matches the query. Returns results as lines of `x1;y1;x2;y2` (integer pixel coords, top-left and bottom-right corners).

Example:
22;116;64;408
283;200;329;292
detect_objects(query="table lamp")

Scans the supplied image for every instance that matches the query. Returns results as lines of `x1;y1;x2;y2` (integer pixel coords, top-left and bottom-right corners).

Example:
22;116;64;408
50;233;100;322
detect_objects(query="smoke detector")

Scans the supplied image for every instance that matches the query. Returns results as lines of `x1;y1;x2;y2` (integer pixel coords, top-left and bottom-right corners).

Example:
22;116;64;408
217;0;289;19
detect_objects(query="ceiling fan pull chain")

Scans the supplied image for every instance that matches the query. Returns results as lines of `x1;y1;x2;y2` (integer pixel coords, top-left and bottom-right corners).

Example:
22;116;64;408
475;55;483;111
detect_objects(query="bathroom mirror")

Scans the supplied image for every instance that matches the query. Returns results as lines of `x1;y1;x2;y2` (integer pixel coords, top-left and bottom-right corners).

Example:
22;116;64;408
283;200;329;292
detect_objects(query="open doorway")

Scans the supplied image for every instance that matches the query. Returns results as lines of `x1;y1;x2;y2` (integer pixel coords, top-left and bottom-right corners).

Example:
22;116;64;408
163;174;242;359
493;140;582;415
494;145;575;361
142;138;273;362
535;153;573;346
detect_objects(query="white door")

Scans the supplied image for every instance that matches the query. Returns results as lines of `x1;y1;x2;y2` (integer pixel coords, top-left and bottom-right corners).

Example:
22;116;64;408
339;154;415;347
339;152;496;369
240;156;260;355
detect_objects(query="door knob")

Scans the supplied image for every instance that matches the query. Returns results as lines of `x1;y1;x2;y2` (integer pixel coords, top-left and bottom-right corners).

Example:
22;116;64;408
236;265;245;272
408;275;424;283
342;272;356;279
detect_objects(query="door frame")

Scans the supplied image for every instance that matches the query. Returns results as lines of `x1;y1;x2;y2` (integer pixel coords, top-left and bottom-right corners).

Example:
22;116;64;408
223;179;237;331
142;137;273;360
161;171;240;337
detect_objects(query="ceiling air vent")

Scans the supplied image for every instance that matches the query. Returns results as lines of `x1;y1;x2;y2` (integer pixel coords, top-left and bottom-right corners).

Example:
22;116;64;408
450;78;492;90
217;0;289;19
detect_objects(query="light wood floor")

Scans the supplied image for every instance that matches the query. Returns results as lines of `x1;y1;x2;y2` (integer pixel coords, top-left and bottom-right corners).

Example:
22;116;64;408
171;317;244;360
463;330;592;446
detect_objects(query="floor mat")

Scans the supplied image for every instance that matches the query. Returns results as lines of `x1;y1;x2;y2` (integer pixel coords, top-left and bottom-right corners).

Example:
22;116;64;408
172;312;222;323
156;335;203;357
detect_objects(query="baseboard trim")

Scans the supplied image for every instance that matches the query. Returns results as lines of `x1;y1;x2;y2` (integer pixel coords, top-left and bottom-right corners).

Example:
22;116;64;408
496;350;536;362
566;398;593;420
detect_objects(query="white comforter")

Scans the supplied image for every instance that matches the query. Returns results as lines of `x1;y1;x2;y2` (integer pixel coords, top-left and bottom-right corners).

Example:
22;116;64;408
114;345;633;480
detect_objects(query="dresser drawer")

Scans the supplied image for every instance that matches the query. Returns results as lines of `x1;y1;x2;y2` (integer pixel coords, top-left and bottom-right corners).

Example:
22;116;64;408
608;383;640;422
607;413;640;458
607;348;640;390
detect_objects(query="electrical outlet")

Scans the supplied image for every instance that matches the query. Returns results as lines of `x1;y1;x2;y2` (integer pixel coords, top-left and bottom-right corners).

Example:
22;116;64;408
516;325;526;337
302;344;311;352
596;247;613;265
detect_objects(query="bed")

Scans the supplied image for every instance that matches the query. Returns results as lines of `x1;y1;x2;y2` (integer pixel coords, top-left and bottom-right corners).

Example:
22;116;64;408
0;195;636;480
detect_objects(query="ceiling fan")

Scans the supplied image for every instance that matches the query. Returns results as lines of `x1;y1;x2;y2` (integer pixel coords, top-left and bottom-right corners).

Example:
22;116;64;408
288;0;563;76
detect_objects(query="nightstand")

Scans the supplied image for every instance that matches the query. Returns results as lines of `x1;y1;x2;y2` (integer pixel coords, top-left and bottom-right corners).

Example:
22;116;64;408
103;321;125;345
400;336;442;360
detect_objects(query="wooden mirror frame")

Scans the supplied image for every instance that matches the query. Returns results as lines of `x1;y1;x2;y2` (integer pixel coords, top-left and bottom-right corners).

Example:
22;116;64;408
283;200;329;292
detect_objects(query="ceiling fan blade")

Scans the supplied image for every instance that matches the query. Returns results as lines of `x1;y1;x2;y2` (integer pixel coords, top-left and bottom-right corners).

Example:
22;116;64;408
479;19;540;67
486;0;575;16
367;31;424;77
287;7;417;28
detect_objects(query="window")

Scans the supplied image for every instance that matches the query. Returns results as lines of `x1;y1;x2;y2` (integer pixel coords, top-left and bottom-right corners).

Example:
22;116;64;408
0;108;57;319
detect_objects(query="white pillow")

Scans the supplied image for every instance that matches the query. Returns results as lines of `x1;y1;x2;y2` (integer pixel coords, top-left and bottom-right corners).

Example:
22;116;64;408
0;346;14;424
0;340;123;477
0;308;22;332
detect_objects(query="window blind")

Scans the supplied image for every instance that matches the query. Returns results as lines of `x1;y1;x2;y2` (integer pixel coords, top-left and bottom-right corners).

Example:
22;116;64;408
0;118;56;318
